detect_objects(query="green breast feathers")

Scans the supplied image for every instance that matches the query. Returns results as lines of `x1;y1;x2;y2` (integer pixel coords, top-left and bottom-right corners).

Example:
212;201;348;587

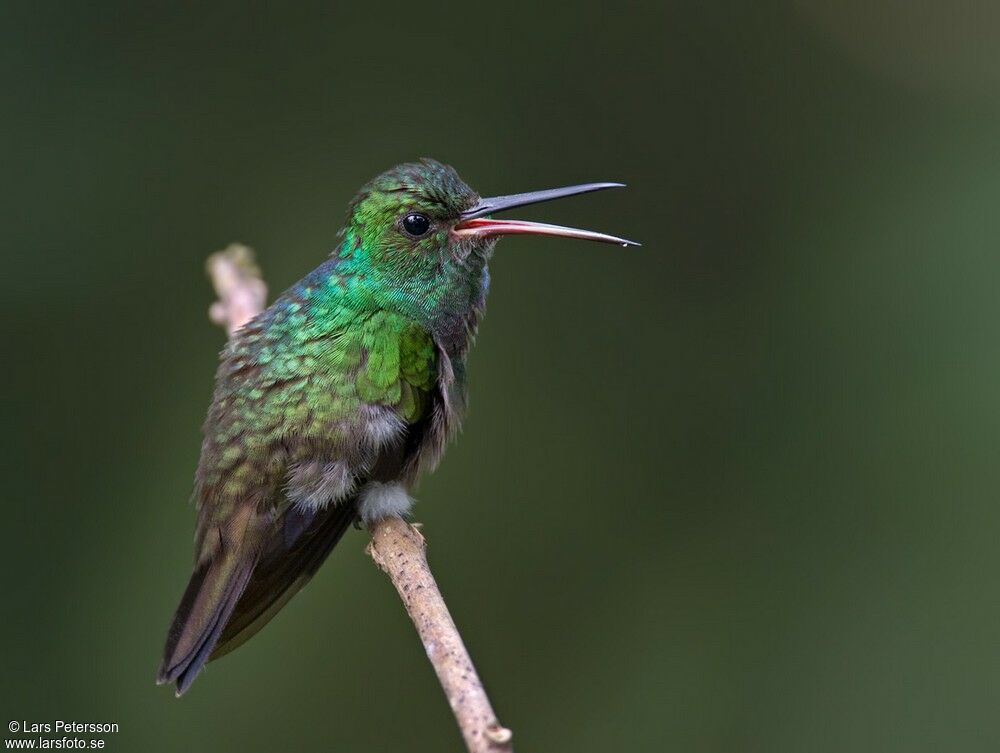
193;285;447;542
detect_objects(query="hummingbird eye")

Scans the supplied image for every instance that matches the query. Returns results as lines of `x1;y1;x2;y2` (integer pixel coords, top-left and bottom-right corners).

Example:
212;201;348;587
401;213;431;238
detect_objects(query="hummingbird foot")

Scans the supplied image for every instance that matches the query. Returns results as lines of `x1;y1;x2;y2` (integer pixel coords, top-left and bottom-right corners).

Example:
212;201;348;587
407;521;425;546
356;481;414;525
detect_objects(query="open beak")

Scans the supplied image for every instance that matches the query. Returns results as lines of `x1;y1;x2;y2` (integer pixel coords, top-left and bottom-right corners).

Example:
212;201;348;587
453;182;640;247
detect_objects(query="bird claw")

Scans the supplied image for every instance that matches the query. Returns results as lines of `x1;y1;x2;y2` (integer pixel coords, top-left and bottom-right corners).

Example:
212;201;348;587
407;521;426;545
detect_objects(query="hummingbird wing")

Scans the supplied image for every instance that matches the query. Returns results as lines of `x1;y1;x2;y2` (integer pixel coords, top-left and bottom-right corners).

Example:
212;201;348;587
207;498;358;660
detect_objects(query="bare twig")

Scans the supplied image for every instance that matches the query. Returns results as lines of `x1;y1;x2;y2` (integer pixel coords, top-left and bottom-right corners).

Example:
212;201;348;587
367;517;514;753
206;244;267;336
205;244;513;753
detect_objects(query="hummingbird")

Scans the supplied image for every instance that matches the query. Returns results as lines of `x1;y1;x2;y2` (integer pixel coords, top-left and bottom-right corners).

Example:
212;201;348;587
157;159;637;695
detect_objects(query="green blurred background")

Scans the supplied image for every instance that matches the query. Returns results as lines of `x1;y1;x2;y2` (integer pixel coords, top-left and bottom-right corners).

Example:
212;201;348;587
3;2;1000;751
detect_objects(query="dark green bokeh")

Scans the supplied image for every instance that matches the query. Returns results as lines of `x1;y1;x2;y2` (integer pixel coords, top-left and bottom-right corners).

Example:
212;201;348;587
3;2;1000;751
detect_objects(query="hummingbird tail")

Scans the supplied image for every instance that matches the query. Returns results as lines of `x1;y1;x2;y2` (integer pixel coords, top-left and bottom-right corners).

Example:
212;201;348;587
157;498;358;695
156;545;258;696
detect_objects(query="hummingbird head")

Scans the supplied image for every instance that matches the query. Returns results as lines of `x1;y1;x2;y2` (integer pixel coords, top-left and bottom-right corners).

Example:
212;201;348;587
343;159;482;268
337;159;637;337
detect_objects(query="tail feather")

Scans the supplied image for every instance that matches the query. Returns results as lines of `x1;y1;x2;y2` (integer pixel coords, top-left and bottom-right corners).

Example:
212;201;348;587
156;549;258;695
157;499;357;695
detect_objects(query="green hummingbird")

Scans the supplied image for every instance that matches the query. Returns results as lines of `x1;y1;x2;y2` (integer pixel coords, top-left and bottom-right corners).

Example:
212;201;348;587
157;159;637;695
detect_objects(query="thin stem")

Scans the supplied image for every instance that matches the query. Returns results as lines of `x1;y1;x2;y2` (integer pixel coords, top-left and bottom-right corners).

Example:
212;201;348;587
367;517;514;753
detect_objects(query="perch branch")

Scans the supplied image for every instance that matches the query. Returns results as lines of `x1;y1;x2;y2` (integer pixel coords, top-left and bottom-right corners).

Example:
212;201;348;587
205;244;514;753
367;517;514;752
